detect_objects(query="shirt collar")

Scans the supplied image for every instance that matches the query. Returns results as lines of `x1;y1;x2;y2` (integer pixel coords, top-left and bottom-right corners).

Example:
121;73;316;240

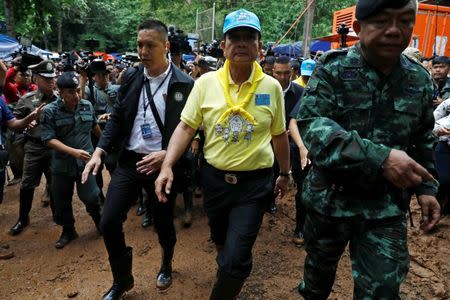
228;64;255;86
283;81;292;93
144;63;171;81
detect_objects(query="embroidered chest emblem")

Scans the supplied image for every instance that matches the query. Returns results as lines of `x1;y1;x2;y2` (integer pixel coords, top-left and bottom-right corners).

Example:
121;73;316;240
215;114;254;144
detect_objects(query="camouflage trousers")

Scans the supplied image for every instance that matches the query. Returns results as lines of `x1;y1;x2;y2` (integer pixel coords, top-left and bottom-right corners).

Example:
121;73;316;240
298;210;409;300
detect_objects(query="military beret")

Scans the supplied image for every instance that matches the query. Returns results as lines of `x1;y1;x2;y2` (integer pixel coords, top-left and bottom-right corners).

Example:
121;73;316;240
28;60;56;78
57;72;80;89
356;0;411;20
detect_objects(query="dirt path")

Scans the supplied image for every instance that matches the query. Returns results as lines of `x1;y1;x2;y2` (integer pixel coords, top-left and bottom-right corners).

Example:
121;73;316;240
0;173;449;299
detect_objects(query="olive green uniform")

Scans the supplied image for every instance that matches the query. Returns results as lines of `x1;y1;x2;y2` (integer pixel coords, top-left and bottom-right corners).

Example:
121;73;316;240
12;90;57;222
40;98;101;227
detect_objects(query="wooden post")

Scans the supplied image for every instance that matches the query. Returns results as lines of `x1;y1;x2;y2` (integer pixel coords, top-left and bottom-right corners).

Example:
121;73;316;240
302;0;315;58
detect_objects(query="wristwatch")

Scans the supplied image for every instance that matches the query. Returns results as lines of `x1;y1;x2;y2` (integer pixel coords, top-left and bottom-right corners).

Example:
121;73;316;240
279;171;290;177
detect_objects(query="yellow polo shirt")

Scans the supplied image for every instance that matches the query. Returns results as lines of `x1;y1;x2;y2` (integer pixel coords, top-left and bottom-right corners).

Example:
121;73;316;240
181;64;286;171
293;76;308;87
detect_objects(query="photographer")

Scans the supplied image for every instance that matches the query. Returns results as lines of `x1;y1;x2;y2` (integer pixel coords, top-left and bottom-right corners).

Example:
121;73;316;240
80;59;120;121
3;56;38;106
79;60;120;201
168;26;191;74
189;55;213;79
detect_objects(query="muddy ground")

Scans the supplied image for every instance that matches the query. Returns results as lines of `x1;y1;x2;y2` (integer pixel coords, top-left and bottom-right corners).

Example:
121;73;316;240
0;171;449;300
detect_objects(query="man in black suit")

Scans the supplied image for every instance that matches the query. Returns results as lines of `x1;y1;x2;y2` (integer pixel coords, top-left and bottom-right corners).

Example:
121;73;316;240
82;19;194;300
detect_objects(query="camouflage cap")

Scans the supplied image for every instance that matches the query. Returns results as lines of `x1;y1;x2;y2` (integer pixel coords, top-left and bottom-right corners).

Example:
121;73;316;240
29;60;57;78
356;0;411;20
56;72;79;89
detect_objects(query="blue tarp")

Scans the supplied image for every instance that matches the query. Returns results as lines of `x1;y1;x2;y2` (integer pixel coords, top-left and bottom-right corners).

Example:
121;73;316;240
272;40;331;58
0;34;52;59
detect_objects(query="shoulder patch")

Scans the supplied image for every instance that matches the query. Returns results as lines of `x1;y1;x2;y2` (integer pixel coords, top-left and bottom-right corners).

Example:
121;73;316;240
319;49;348;64
402;54;430;75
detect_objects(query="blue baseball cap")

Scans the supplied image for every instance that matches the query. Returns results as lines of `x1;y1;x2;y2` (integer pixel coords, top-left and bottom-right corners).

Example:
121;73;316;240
223;9;261;35
301;59;316;76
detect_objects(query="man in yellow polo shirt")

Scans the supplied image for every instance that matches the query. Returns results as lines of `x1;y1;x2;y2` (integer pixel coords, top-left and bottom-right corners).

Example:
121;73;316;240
155;8;290;299
294;58;316;88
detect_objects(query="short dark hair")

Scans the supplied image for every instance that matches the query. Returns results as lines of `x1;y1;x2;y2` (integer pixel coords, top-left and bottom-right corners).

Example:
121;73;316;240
432;55;449;66
275;56;290;65
137;20;168;42
265;56;275;65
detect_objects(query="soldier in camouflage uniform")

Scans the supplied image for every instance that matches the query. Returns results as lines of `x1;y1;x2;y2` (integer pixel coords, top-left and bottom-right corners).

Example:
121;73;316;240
9;60;58;236
40;72;102;249
296;0;441;299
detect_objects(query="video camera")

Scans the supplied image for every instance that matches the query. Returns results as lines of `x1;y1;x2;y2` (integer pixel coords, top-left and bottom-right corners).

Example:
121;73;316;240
11;36;42;72
199;39;223;59
168;26;192;54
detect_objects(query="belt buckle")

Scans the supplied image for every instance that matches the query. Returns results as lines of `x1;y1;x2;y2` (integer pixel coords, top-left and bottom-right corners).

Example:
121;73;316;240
224;173;237;185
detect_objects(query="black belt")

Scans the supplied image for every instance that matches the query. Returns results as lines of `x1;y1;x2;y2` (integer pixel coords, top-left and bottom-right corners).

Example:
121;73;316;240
121;149;147;161
205;162;272;185
25;135;45;145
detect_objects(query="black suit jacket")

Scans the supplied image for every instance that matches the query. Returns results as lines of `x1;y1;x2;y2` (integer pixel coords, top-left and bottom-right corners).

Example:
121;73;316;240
284;81;304;129
97;63;194;159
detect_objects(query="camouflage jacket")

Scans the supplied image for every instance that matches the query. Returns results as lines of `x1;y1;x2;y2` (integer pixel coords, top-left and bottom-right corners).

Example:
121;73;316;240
297;44;438;219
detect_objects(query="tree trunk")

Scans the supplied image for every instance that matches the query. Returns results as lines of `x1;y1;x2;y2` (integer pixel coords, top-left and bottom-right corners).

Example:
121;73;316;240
3;0;16;37
57;16;63;52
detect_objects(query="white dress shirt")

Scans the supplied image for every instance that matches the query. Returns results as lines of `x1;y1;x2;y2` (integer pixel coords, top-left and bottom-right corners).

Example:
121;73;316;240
126;64;172;154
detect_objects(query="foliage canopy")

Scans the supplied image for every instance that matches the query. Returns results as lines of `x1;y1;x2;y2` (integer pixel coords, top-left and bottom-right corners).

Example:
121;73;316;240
1;0;357;52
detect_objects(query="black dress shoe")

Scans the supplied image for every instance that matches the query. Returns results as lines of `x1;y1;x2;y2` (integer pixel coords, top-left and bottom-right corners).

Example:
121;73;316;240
55;230;78;249
8;218;29;236
156;267;172;290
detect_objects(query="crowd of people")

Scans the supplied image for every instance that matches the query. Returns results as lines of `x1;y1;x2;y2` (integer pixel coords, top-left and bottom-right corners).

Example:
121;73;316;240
0;0;449;299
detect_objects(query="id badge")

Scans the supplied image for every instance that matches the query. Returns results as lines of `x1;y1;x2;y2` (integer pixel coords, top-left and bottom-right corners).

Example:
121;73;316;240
141;123;152;139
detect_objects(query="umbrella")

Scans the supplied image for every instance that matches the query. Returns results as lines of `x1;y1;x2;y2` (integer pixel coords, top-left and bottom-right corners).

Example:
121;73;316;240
317;32;359;43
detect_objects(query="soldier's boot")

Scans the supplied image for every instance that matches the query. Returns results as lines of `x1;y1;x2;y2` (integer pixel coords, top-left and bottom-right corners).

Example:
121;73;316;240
9;188;34;236
156;247;174;290
210;271;245;300
103;247;134;300
182;191;193;228
55;225;78;249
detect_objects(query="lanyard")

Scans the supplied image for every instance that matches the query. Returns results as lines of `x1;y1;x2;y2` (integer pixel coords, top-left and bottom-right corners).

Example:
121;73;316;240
143;65;172;120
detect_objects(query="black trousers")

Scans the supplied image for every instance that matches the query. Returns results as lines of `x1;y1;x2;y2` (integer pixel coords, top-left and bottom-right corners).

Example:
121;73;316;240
202;163;272;279
100;151;177;259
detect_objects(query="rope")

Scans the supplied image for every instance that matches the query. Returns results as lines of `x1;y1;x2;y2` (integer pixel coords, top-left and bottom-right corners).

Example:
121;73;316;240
274;0;316;47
